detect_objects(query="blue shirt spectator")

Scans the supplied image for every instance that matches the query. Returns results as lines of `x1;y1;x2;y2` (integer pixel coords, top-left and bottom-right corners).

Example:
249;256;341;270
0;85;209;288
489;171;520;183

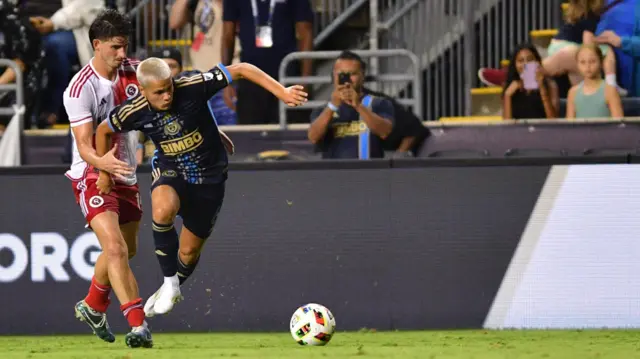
308;51;395;159
595;0;637;95
310;96;395;159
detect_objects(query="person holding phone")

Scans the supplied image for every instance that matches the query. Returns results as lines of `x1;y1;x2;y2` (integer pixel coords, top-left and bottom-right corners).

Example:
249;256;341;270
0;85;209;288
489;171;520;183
503;44;560;120
307;51;394;159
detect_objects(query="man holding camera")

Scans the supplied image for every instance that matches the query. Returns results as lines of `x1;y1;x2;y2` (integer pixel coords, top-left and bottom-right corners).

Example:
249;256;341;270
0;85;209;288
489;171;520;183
308;51;394;159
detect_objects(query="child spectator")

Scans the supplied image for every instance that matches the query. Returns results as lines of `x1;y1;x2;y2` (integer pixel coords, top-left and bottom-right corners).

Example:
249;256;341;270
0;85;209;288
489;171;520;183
566;44;623;119
503;44;559;120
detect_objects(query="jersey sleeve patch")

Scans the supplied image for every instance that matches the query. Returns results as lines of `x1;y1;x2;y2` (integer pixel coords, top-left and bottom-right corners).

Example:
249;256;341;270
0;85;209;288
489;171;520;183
212;63;232;84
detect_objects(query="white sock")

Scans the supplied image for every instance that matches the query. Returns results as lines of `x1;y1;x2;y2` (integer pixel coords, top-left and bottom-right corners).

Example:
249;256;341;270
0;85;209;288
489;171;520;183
163;275;179;288
605;74;617;86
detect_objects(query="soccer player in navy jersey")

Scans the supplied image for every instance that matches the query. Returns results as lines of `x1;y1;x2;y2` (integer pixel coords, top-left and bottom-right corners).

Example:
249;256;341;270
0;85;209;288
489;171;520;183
94;57;307;317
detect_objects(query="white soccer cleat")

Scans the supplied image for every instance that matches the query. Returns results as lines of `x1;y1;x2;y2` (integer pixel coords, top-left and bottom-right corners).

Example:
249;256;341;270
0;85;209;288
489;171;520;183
149;275;183;316
143;288;161;318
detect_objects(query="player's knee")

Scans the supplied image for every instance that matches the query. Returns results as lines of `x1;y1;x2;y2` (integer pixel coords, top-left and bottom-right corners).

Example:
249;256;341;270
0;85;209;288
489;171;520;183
152;205;177;224
104;238;128;262
179;245;201;264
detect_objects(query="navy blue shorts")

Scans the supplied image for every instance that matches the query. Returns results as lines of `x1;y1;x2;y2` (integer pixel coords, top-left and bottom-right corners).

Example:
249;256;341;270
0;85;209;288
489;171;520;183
151;170;225;239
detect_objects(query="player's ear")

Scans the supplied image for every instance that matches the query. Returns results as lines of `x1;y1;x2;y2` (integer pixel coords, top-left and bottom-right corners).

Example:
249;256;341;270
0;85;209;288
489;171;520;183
92;39;101;51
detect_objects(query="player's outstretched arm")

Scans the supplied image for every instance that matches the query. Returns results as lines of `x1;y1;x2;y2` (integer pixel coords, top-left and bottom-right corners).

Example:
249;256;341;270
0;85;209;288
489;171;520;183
225;63;308;107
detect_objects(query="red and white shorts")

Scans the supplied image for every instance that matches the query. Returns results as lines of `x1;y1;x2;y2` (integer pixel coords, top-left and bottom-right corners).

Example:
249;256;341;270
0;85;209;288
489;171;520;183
71;178;143;227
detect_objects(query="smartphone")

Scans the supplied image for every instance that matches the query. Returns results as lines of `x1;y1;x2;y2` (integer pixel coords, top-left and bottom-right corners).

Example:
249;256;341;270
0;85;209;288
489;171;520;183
338;72;351;85
522;62;539;90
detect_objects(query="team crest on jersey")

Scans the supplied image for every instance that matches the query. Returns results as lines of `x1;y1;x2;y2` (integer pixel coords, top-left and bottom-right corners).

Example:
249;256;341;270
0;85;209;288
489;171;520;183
89;196;104;208
125;84;139;98
162;170;177;177
164;121;182;136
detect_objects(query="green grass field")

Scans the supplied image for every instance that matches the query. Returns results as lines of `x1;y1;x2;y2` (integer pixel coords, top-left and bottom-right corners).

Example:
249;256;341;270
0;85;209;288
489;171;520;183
2;330;640;359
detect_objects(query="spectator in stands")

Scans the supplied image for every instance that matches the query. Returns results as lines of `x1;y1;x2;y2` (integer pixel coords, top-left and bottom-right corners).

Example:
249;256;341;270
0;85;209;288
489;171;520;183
594;0;640;97
26;0;104;128
221;0;314;124
566;44;623;119
479;0;625;95
150;47;183;78
0;0;44;135
308;51;394;159
169;0;240;125
503;44;560;120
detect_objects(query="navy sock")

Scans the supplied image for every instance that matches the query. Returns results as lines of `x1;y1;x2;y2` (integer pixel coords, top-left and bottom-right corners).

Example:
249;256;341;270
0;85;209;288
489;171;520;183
152;221;179;277
177;255;200;285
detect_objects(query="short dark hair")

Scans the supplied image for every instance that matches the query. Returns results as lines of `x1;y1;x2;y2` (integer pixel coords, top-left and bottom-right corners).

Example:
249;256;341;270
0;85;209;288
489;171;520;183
89;9;132;45
337;50;367;72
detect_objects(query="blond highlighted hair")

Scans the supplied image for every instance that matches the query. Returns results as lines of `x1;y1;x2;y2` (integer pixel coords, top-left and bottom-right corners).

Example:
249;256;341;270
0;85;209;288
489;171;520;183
136;57;172;87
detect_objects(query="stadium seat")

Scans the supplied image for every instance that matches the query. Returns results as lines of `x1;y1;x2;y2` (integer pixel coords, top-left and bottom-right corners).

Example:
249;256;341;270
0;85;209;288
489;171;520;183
470;88;502;116
439;115;502;123
530;29;558;56
504;148;568;157
427;149;490;158
582;148;638;156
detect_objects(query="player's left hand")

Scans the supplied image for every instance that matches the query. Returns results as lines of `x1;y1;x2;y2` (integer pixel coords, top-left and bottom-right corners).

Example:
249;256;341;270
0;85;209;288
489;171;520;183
280;85;308;107
96;171;114;195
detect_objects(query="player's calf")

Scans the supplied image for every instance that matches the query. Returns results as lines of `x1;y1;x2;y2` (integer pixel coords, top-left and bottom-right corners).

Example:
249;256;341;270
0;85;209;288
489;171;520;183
177;246;202;285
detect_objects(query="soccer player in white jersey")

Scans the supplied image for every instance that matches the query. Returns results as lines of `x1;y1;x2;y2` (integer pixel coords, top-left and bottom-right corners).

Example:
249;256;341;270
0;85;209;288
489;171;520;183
62;9;152;348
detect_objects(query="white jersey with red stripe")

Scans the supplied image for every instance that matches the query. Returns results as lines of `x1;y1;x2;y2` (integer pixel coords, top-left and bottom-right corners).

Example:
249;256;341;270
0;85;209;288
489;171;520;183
63;57;141;186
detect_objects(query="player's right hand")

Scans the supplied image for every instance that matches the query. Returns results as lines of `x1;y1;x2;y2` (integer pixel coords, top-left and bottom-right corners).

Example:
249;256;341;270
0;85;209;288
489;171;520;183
280;85;308;107
96;171;114;195
98;145;134;176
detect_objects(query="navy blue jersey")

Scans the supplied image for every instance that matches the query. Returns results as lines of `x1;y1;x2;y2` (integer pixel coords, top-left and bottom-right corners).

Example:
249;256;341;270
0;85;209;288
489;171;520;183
310;96;395;159
106;64;233;184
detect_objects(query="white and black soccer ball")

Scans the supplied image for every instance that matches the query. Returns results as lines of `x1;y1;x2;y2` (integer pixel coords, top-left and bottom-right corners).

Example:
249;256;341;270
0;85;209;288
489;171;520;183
289;303;336;346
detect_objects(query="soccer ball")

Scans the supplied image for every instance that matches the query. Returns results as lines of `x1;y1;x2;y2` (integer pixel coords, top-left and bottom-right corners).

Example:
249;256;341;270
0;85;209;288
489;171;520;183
289;303;336;346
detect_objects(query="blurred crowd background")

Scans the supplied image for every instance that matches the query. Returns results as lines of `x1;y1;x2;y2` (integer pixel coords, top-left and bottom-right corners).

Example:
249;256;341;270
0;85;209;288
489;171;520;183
1;0;638;164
